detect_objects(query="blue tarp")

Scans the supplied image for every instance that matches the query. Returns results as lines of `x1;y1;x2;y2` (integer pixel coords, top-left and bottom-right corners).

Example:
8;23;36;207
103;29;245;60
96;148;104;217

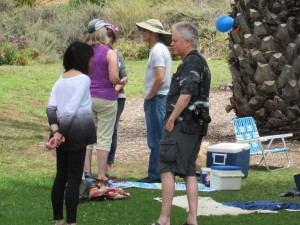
109;181;216;192
223;201;300;211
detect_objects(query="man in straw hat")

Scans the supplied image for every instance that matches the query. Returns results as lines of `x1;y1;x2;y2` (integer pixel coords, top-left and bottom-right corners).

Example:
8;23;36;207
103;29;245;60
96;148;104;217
135;19;172;183
153;21;211;225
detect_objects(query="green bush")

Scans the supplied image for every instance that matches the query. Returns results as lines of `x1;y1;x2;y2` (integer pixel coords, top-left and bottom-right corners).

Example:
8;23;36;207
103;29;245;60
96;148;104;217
137;44;150;60
15;48;34;65
115;39;150;60
0;41;17;65
115;39;138;60
0;39;33;66
156;0;229;59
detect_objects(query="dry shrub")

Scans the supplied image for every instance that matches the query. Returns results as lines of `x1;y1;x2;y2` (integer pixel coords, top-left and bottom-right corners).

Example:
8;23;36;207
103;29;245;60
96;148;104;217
0;2;104;63
46;4;103;54
0;0;16;11
68;0;107;7
15;0;53;6
104;0;230;59
102;0;156;39
26;30;60;63
0;0;232;63
0;6;59;63
155;0;230;59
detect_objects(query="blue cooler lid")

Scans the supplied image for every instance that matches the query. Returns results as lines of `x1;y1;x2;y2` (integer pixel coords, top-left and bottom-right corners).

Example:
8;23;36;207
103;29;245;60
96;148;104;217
211;165;241;171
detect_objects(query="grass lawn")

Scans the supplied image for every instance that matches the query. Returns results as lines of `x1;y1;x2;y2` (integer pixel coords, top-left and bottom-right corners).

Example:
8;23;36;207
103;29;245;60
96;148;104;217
124;60;232;97
0;60;299;225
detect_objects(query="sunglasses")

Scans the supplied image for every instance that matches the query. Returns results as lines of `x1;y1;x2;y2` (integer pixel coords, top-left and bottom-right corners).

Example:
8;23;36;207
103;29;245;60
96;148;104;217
138;28;148;32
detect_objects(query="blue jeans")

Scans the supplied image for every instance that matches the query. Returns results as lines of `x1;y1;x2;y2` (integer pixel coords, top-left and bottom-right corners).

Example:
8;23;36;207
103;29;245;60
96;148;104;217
144;95;167;179
107;98;126;165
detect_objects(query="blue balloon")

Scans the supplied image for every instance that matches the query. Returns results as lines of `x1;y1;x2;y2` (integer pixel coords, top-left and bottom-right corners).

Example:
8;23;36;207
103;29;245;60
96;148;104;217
216;16;234;32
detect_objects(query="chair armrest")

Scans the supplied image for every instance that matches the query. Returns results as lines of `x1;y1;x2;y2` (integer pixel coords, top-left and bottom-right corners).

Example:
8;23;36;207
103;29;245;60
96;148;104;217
260;133;293;140
236;137;268;143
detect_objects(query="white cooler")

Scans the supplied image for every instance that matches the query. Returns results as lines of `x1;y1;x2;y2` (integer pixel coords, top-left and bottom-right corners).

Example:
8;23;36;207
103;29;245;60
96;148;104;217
210;165;244;190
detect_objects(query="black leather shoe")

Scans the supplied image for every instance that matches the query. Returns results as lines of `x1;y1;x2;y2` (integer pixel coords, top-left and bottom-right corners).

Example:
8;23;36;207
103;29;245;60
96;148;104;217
136;177;161;183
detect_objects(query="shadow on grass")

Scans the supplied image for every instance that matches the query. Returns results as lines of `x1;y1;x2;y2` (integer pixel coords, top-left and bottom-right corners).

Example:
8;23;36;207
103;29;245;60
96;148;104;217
0;111;49;152
0;111;47;132
249;164;289;171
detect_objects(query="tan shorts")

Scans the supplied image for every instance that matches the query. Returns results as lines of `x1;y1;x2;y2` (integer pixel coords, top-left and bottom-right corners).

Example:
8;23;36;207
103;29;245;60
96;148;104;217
87;97;117;151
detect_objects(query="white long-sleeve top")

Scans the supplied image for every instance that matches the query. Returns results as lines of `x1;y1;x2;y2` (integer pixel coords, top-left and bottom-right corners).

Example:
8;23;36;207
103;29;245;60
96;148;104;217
46;74;96;150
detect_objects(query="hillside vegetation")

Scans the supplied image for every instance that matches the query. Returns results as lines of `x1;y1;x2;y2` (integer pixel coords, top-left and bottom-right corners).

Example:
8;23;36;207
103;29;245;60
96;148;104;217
0;0;231;65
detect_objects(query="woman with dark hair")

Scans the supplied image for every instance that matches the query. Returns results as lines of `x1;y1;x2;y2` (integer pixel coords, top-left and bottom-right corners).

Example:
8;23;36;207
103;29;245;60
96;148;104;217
63;42;93;75
46;41;96;225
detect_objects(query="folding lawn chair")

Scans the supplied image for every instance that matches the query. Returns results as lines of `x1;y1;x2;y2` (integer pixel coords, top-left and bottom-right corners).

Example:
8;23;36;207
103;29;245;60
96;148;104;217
232;116;293;171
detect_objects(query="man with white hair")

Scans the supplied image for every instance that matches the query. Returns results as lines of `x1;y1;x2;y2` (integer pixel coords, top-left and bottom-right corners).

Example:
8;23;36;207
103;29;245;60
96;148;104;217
153;21;211;225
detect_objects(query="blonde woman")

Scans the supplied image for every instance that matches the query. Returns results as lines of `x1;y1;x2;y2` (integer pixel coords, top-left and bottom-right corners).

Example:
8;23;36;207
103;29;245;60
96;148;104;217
104;21;128;178
84;19;127;183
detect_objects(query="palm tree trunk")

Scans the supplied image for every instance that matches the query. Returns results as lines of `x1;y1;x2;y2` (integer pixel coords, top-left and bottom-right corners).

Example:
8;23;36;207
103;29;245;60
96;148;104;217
227;0;300;139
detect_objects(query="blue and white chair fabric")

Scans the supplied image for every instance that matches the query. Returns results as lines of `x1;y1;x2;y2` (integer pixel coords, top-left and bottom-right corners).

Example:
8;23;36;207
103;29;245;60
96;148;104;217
233;116;293;171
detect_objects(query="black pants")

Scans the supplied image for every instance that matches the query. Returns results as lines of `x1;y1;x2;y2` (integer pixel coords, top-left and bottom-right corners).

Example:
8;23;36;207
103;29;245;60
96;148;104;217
51;147;86;224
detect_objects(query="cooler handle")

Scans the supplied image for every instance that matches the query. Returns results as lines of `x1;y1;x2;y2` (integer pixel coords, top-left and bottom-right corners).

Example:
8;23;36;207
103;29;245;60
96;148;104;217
212;153;227;165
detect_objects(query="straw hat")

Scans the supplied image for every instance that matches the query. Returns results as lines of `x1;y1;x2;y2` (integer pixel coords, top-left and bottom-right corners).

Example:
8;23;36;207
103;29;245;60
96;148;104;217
136;19;172;46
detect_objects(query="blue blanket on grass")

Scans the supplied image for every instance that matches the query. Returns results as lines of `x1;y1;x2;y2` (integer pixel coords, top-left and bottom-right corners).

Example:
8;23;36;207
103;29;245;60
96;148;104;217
223;201;300;211
109;181;215;192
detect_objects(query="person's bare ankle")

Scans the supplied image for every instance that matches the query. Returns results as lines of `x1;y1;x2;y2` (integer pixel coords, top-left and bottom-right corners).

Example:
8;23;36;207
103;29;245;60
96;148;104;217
55;219;64;225
106;164;112;171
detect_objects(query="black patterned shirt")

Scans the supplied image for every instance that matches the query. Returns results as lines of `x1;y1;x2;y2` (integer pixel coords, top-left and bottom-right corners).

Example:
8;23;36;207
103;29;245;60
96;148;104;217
166;50;211;126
